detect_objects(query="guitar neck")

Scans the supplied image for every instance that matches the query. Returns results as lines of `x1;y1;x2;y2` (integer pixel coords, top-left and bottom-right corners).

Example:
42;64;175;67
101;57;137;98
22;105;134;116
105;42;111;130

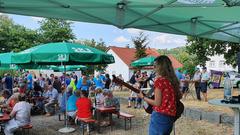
112;75;140;93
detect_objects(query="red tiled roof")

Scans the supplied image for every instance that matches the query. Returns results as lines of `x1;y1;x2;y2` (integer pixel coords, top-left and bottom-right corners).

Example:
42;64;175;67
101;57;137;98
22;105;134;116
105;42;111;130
109;46;183;69
167;54;183;69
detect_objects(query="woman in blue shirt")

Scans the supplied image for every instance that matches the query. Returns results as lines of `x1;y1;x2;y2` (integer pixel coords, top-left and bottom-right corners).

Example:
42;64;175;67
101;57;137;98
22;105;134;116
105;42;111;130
66;90;80;119
77;76;91;91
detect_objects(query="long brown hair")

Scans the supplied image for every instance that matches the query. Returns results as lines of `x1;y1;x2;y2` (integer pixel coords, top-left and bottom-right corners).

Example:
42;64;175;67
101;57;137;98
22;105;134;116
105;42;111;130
154;55;182;99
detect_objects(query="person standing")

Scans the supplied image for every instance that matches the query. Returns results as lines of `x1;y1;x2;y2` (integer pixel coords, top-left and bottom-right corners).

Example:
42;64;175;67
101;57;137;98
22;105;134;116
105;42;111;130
200;67;210;102
175;68;183;81
193;68;202;101
5;73;13;94
104;74;111;89
137;55;182;135
26;71;33;91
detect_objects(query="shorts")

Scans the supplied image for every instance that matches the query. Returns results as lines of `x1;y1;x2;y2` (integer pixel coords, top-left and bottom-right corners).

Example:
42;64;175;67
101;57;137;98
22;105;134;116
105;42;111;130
128;97;136;102
200;82;208;93
181;87;189;93
137;97;142;104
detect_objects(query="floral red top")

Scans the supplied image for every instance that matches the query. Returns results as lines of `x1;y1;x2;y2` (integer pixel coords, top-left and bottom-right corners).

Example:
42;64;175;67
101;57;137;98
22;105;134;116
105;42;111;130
153;77;176;116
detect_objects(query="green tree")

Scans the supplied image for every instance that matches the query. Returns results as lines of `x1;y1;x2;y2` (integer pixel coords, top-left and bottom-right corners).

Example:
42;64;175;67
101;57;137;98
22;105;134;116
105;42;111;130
38;18;75;43
75;39;108;74
0;15;39;53
132;32;148;59
158;47;198;76
186;36;239;67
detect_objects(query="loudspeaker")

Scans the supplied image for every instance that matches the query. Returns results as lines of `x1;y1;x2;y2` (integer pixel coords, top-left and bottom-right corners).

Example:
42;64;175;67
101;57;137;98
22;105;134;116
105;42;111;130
237;52;240;73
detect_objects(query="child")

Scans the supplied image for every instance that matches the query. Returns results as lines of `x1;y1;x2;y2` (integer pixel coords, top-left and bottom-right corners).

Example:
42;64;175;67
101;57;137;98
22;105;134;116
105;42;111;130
181;72;190;99
127;83;140;108
95;87;104;105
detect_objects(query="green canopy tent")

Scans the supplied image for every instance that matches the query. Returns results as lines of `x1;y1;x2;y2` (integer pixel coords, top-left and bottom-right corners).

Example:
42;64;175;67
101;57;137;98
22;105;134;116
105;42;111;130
131;56;156;67
1;0;240;42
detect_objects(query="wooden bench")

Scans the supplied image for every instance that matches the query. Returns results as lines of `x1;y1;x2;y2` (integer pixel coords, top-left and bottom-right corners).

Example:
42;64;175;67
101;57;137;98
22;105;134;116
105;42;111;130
114;112;135;130
76;118;96;135
20;124;33;135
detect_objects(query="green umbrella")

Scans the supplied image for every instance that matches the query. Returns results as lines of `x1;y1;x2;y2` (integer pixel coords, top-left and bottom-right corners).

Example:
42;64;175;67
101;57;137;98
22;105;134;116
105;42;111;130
0;52;19;70
11;42;115;65
1;1;240;42
131;56;156;67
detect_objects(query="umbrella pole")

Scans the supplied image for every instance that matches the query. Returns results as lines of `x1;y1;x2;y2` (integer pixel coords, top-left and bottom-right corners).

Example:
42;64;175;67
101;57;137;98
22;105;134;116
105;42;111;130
58;63;75;133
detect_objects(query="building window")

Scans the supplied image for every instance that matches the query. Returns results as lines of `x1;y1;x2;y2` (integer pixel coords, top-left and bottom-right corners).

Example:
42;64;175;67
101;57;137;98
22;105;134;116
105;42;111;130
219;60;225;68
209;61;215;68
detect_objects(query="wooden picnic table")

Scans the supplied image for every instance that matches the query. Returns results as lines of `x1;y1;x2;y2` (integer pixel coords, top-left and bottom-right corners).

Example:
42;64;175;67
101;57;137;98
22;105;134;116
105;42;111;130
0;113;10;122
94;105;116;133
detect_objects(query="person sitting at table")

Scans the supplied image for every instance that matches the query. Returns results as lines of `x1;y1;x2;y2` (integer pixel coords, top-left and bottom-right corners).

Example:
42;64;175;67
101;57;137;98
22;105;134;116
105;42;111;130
77;75;91;96
0;90;11;106
4;94;32;135
66;90;80;122
76;90;92;119
18;82;26;94
6;88;20;111
0;88;20;114
95;87;104;105
32;81;42;97
60;86;73;113
103;90;120;112
44;85;58;116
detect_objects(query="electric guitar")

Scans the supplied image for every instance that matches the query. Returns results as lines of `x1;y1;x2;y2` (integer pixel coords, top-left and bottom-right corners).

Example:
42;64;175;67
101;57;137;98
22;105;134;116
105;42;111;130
112;75;154;114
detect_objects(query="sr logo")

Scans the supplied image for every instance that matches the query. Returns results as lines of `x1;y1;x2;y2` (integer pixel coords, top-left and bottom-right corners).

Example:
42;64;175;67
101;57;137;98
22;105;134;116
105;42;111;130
58;54;67;61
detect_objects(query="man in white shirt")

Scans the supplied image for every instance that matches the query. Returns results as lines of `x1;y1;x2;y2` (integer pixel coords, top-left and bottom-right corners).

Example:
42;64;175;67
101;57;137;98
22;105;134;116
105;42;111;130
193;68;202;101
44;85;58;116
4;94;31;135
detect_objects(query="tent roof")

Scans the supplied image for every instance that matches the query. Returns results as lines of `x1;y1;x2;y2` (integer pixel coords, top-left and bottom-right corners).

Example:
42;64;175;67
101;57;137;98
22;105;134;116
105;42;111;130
1;0;240;42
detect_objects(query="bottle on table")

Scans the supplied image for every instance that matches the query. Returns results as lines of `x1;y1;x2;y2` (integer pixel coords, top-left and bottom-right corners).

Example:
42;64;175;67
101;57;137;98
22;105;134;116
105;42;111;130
224;74;232;100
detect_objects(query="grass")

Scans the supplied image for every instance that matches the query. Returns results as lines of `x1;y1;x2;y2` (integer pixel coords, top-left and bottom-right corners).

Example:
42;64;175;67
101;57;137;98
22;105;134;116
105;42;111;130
113;87;240;115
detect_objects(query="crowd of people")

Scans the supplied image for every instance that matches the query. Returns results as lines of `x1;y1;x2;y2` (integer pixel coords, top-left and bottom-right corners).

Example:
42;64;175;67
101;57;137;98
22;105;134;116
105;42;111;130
176;67;210;102
0;70;121;135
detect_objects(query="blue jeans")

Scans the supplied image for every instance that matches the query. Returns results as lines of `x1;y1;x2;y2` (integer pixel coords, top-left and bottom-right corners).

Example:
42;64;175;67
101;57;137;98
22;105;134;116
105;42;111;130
149;111;174;135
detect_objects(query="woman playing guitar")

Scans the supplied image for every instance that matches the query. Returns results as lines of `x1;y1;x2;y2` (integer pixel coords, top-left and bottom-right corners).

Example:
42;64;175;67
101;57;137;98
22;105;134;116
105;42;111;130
137;55;182;135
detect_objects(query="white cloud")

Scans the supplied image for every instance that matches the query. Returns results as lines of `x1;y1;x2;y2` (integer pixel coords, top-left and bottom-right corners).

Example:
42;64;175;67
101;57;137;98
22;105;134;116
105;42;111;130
126;28;144;35
114;36;130;43
31;17;44;22
152;33;187;49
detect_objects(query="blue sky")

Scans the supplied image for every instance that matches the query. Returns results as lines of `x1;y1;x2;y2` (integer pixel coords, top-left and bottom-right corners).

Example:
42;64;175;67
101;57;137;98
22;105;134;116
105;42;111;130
4;13;187;49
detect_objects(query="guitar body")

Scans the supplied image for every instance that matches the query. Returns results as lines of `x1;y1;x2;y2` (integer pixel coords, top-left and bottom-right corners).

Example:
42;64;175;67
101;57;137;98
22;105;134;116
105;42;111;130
174;100;184;122
143;95;154;114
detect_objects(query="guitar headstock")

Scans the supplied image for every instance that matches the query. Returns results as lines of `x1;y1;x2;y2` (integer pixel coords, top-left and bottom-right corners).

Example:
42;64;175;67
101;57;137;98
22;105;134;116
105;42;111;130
112;74;122;84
